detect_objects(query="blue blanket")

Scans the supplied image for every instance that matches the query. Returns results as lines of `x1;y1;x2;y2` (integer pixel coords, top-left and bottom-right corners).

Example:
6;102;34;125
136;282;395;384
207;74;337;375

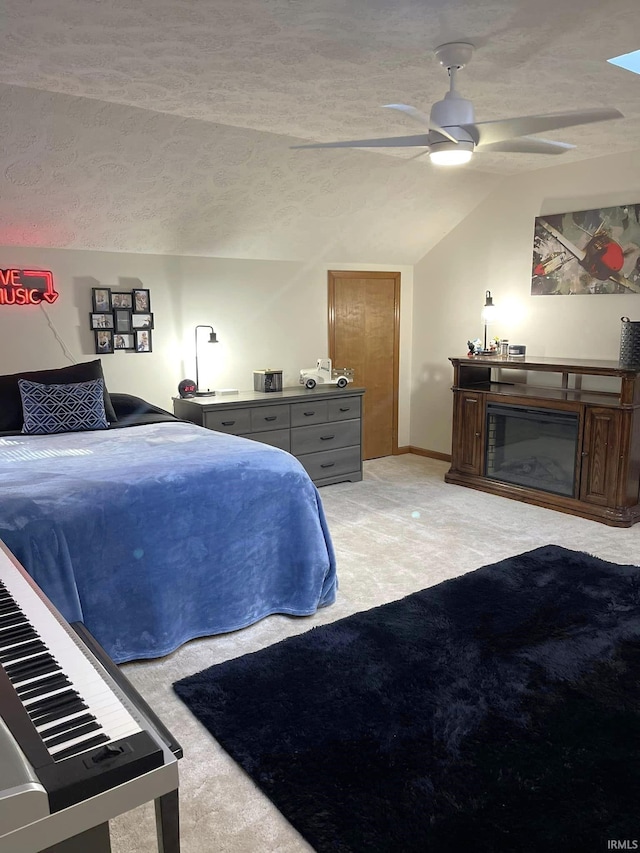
0;422;337;662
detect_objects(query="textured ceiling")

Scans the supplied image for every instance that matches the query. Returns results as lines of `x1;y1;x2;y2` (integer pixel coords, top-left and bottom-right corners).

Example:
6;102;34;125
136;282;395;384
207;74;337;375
0;0;638;262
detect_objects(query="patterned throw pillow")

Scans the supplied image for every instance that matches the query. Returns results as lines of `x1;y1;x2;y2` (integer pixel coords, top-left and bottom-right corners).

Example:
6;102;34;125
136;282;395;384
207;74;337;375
0;359;117;431
19;378;109;435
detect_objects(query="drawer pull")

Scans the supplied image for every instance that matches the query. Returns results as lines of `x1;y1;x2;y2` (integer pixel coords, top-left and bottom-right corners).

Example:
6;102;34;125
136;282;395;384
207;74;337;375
339;407;350;412
264;416;277;422
221;420;236;426
320;462;336;469
320;435;335;441
304;411;316;417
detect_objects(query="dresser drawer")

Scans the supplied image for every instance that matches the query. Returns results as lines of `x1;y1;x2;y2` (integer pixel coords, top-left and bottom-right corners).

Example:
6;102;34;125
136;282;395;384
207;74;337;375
291;419;360;455
290;400;329;427
203;408;251;434
328;396;361;422
250;404;290;433
243;429;291;452
297;446;361;481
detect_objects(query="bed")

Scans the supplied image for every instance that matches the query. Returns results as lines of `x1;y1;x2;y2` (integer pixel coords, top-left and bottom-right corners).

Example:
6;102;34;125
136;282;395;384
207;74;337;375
0;362;337;663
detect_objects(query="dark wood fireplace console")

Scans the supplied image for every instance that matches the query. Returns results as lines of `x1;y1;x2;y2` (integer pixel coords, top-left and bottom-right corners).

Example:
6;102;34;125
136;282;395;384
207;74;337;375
445;355;640;527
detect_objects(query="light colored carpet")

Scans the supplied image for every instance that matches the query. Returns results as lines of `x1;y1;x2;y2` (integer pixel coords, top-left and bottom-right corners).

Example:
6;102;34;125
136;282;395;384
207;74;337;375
111;454;640;852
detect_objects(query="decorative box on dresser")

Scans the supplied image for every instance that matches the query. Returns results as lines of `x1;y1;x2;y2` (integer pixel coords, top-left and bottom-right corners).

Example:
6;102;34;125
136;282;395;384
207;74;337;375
445;355;640;527
173;386;365;487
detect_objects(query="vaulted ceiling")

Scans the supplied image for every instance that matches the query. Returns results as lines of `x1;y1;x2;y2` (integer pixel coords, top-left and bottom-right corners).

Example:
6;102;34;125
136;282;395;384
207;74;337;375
0;0;638;263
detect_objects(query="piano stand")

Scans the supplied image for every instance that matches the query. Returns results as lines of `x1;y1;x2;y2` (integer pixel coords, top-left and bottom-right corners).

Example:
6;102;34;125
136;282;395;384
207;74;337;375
40;788;180;853
156;789;180;853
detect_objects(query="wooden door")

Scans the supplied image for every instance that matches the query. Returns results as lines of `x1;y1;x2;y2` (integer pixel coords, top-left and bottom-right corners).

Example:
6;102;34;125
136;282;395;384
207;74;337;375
451;391;484;475
580;407;622;507
328;271;400;460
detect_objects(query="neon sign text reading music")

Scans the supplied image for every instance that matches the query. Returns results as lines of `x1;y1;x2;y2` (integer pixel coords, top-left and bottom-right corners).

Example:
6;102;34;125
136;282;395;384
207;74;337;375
0;269;59;305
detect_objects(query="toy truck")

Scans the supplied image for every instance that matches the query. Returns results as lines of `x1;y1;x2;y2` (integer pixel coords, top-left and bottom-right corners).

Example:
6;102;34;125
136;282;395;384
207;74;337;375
299;358;354;390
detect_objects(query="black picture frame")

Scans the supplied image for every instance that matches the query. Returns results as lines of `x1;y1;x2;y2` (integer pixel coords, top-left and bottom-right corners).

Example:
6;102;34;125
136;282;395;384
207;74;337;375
114;333;135;351
111;291;133;309
95;330;114;354
135;330;152;352
89;312;114;330
132;288;151;313
131;312;154;330
114;308;133;333
92;287;112;312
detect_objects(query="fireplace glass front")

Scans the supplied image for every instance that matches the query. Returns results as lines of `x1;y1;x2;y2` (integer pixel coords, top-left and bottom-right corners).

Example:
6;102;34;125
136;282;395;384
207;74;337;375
485;403;579;497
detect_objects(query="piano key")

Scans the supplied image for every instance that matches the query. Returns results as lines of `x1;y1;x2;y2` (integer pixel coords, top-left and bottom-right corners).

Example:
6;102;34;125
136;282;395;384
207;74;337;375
37;706;143;745
0;639;47;663
37;708;97;736
30;700;89;728
0;612;27;629
24;681;134;741
5;656;61;682
0;635;47;653
40;713;97;741
27;691;84;717
0;625;37;645
50;733;110;761
44;720;102;749
2;648;131;758
22;685;73;707
16;673;72;700
23;683;76;704
0;553;143;765
4;649;58;673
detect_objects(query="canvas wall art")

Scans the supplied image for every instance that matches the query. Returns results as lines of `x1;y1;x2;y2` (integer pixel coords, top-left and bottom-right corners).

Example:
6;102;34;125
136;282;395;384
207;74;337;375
531;203;640;295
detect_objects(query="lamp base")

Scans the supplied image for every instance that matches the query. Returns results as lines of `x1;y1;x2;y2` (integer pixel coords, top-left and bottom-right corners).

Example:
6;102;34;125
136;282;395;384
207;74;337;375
195;390;216;397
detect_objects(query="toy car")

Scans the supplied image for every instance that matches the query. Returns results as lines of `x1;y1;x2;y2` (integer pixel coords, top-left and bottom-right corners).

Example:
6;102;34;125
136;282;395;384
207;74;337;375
299;358;354;390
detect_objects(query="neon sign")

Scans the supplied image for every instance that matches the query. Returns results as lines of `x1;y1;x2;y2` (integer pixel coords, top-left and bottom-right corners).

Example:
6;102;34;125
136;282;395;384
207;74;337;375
0;269;59;305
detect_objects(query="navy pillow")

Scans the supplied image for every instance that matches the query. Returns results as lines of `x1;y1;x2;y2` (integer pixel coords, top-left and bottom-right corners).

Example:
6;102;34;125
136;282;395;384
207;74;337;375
0;360;117;431
19;378;109;435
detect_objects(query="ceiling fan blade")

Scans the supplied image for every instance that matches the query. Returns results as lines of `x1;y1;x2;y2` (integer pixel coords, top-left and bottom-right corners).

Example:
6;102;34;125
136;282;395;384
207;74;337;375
464;107;623;147
382;104;460;145
383;104;430;125
291;133;430;150
476;137;576;155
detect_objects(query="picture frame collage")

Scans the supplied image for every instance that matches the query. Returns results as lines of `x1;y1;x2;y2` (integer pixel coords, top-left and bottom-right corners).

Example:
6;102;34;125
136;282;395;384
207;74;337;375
90;287;153;354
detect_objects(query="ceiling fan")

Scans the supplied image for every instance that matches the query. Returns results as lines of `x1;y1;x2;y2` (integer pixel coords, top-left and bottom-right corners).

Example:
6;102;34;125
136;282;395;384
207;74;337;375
292;42;623;166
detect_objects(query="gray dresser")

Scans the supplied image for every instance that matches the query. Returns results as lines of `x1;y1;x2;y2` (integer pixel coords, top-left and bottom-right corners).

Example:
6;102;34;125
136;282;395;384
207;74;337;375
173;386;365;487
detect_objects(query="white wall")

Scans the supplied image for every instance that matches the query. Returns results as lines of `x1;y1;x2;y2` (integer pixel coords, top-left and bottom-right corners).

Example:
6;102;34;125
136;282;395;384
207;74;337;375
4;145;638;458
411;149;640;455
0;248;413;444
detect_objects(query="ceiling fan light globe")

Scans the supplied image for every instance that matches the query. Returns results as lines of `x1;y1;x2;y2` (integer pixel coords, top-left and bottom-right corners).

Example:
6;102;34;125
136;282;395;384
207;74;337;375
429;142;473;166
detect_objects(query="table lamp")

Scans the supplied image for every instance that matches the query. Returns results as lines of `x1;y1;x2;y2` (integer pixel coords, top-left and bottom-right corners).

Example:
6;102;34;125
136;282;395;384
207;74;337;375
195;325;218;396
481;290;497;353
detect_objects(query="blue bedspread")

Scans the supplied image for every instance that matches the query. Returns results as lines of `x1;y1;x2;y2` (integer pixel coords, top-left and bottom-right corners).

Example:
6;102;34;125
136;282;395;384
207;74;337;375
0;422;337;662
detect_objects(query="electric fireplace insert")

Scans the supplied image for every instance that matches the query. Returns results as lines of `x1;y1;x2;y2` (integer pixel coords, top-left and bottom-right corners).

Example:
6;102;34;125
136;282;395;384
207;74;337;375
485;402;579;497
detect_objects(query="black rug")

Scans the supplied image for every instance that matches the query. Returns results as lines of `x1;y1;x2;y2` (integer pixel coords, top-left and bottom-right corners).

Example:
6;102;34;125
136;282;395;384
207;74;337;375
173;545;640;852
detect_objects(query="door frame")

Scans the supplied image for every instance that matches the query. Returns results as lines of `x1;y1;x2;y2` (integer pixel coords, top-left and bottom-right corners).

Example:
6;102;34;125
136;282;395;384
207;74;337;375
328;270;401;455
